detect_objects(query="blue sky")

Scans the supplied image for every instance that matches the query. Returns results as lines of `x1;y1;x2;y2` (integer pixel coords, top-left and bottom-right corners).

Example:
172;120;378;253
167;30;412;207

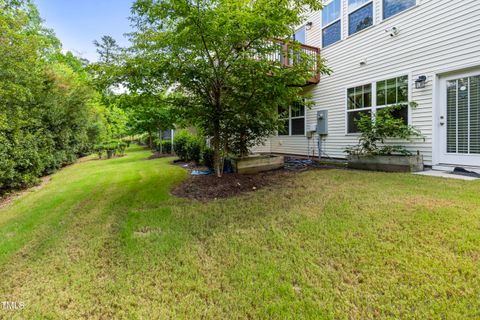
35;0;135;62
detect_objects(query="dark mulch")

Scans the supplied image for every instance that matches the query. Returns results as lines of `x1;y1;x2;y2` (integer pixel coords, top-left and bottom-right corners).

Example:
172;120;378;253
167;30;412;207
171;156;340;201
171;170;292;201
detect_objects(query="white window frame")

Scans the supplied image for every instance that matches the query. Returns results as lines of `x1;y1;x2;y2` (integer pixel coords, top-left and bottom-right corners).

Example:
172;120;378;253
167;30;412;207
278;105;307;136
345;83;374;134
346;0;375;37
380;0;420;22
321;0;343;49
345;73;412;135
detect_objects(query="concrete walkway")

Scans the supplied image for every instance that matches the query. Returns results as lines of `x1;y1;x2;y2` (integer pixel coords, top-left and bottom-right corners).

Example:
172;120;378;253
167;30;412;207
414;170;479;181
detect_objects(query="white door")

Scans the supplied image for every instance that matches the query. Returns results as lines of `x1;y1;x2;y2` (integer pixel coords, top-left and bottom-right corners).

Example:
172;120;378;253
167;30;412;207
438;71;480;166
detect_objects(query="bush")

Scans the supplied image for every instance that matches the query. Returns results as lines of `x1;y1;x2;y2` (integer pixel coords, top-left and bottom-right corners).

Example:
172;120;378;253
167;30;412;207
95;140;128;160
173;130;205;162
153;139;172;154
162;140;172;154
186;137;203;163
345;104;423;156
173;130;191;161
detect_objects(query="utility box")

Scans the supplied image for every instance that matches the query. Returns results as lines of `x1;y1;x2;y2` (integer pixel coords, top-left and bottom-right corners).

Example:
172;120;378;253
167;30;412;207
317;110;328;135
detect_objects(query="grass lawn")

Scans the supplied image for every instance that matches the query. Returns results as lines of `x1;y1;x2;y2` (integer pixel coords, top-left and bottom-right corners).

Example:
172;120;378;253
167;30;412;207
0;146;479;319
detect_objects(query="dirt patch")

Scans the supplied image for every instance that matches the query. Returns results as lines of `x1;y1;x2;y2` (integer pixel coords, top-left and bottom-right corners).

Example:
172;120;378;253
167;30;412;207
0;176;51;209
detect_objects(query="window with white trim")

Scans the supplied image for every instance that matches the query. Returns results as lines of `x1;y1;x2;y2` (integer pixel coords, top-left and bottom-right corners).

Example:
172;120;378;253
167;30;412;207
278;103;305;136
348;0;373;36
383;0;416;20
322;0;341;48
347;84;372;133
346;75;409;133
376;75;409;124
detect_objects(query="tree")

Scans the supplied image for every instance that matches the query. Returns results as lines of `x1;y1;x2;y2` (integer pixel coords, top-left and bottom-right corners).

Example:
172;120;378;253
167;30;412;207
93;35;121;64
0;0;114;194
131;0;329;177
118;92;177;152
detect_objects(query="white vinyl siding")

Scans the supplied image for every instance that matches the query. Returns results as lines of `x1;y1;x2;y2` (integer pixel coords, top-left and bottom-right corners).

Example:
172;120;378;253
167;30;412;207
252;0;480;165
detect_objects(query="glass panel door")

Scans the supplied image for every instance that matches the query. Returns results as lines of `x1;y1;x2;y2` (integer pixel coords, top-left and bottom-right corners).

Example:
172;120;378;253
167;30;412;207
446;76;480;155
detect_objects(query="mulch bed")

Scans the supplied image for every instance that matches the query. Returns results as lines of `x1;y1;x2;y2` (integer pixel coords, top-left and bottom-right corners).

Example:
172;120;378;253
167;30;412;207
171;157;337;201
171;170;292;201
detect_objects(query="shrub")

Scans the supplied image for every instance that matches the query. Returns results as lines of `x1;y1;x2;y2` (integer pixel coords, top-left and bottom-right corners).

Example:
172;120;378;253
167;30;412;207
153;139;172;154
173;130;191;161
173;130;205;162
186;136;203;163
95;145;105;159
345;104;423;156
118;141;128;155
94;140;128;160
162;140;172;154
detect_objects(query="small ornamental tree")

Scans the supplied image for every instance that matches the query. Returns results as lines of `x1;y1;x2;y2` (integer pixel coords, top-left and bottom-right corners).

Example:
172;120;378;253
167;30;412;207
345;104;424;156
119;93;178;152
130;0;330;177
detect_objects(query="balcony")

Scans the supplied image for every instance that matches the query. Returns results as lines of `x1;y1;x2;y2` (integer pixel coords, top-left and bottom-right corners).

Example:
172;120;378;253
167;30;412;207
264;41;321;85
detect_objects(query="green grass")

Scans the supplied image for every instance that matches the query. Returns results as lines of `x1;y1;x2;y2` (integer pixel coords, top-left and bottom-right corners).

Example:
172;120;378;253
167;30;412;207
1;146;479;319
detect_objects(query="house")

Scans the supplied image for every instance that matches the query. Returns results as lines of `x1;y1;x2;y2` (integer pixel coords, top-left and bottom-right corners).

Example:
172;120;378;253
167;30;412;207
253;0;480;171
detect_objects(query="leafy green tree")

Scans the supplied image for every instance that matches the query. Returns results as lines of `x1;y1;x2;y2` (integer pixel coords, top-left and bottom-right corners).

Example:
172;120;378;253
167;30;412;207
93;35;121;64
131;0;329;176
118;93;177;152
0;0;115;194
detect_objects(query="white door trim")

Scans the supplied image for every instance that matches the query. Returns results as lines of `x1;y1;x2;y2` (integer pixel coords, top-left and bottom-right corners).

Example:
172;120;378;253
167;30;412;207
434;67;480;166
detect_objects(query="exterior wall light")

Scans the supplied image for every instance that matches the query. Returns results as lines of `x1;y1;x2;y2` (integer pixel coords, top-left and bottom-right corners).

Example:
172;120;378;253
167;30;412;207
306;22;313;30
415;75;427;89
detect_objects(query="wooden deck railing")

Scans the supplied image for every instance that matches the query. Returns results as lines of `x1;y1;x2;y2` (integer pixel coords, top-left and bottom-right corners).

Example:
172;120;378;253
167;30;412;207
260;41;321;85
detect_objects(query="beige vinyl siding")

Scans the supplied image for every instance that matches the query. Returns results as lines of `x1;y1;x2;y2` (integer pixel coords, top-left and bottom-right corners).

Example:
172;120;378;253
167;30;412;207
253;0;480;165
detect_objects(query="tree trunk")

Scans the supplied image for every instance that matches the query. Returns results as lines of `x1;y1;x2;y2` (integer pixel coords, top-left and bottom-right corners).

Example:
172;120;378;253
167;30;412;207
239;127;248;158
212;120;222;178
158;127;163;154
148;132;153;150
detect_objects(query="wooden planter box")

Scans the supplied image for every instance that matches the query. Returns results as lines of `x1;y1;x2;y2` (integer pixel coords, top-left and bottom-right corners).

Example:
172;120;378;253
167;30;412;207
347;155;424;173
232;155;285;174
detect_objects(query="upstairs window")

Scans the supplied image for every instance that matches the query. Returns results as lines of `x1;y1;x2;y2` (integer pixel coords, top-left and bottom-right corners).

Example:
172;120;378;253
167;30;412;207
294;26;306;44
322;0;341;48
383;0;416;20
348;0;373;36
